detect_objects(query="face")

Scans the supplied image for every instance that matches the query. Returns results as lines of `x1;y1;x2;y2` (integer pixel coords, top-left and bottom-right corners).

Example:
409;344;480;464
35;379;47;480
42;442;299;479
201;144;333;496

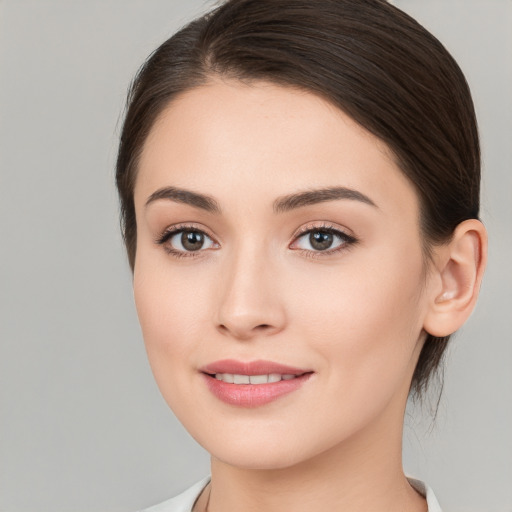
133;80;432;470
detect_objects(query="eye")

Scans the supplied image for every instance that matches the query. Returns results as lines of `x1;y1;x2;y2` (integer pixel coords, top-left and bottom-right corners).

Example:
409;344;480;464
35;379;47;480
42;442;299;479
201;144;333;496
157;226;217;256
291;226;356;254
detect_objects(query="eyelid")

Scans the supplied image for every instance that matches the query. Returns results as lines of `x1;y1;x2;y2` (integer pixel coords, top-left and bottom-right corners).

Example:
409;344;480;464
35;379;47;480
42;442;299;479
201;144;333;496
291;221;355;241
155;222;212;242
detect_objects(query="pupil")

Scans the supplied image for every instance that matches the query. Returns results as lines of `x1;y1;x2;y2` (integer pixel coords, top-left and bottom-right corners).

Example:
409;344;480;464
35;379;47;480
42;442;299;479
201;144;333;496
182;231;204;251
310;231;333;250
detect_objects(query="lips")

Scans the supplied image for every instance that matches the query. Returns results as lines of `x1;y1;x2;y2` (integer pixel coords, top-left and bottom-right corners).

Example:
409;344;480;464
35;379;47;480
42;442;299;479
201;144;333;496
202;359;309;375
200;359;313;407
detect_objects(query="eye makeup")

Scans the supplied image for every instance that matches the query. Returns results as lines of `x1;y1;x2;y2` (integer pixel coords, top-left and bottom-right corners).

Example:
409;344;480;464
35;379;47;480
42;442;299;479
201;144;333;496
290;222;358;258
154;222;219;259
154;220;358;260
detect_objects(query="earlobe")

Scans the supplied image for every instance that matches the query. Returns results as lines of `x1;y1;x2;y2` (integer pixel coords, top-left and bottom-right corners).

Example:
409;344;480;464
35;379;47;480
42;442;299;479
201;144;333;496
423;219;487;337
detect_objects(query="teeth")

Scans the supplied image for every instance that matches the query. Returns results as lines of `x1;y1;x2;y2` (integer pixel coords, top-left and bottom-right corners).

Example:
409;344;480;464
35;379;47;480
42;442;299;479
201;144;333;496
221;373;234;383
214;373;298;384
249;374;268;384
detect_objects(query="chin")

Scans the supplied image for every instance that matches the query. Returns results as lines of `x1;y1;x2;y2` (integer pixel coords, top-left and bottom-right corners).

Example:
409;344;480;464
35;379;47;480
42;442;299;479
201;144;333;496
210;442;310;471
190;421;339;471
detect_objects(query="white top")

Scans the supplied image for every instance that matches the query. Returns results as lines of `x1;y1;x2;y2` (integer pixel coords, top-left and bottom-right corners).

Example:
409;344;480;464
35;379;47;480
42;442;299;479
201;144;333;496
139;476;442;512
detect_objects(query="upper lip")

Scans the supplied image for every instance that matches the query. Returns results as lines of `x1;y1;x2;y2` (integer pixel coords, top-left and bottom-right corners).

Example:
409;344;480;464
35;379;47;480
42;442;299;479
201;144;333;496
201;359;311;376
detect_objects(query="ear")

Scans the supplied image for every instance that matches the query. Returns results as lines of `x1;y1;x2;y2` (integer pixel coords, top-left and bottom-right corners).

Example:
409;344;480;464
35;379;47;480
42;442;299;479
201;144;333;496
423;219;487;337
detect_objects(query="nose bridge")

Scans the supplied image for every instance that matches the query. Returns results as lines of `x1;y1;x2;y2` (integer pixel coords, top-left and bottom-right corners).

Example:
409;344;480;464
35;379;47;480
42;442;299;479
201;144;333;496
215;239;285;339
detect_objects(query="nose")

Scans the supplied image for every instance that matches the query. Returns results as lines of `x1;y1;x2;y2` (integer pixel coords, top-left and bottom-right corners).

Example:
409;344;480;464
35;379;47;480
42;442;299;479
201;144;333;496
214;249;287;341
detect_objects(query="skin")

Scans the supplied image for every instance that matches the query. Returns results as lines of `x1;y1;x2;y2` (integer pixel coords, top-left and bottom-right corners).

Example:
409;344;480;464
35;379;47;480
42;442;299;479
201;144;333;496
132;79;486;512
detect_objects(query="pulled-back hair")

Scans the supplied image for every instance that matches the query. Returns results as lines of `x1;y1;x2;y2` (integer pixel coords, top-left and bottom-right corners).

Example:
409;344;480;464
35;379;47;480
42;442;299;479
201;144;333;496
116;0;480;396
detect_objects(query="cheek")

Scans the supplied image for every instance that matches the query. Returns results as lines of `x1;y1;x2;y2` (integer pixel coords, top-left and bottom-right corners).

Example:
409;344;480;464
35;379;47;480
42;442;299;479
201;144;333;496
290;247;426;397
133;248;228;415
133;256;204;389
134;240;210;336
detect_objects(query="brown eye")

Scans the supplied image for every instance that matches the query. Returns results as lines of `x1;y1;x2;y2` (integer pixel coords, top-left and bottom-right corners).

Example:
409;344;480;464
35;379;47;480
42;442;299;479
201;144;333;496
159;228;217;255
309;231;334;251
181;231;205;251
291;227;356;254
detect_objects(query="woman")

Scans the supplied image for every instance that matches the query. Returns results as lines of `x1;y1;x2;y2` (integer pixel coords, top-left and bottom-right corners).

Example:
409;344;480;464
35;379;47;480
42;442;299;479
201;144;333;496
116;0;487;510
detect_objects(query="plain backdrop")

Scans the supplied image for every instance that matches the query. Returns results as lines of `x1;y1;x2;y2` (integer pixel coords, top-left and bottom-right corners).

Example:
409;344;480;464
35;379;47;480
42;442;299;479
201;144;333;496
1;1;511;511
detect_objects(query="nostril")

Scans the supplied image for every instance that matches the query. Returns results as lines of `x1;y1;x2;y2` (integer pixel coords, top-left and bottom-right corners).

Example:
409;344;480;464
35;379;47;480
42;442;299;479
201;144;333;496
216;322;277;340
255;324;271;330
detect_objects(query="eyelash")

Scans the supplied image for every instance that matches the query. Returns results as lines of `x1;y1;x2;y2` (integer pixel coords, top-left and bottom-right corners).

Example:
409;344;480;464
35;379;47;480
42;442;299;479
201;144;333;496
155;223;217;259
155;222;358;259
291;223;358;259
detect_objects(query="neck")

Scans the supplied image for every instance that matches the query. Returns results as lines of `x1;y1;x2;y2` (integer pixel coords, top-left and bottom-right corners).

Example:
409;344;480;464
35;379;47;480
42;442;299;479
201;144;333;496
207;393;427;512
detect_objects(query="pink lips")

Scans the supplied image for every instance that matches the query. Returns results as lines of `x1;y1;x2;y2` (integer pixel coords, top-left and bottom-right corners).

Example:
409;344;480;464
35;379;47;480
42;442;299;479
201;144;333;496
201;359;313;407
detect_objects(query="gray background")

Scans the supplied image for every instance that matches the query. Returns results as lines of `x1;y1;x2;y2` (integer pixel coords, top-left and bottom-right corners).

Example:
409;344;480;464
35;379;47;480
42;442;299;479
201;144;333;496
0;1;510;511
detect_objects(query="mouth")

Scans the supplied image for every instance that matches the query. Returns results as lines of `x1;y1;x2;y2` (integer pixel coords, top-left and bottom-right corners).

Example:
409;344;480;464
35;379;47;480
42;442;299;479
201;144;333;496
210;372;302;384
200;360;313;407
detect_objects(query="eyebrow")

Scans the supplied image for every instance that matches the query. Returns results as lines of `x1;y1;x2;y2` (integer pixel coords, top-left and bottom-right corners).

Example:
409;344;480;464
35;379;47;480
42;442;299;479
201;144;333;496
144;185;377;214
145;186;221;213
273;186;377;213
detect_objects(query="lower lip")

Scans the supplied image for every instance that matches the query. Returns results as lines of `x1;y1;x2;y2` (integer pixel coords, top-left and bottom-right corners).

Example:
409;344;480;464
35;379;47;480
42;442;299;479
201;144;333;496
203;373;312;407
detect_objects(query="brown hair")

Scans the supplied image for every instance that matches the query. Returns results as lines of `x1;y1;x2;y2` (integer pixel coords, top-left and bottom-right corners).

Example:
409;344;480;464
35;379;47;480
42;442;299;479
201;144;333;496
116;0;480;396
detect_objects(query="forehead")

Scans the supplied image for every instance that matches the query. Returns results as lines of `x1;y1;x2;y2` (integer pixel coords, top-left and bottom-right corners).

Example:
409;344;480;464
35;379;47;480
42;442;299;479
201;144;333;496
135;79;418;220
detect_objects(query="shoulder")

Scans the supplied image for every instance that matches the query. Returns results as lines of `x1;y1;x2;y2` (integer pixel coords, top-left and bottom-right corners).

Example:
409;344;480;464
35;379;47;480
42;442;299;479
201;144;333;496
408;477;443;512
139;477;210;512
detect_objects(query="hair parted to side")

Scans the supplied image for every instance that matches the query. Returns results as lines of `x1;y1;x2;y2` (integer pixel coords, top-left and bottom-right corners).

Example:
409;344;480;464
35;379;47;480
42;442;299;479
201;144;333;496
116;0;480;397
